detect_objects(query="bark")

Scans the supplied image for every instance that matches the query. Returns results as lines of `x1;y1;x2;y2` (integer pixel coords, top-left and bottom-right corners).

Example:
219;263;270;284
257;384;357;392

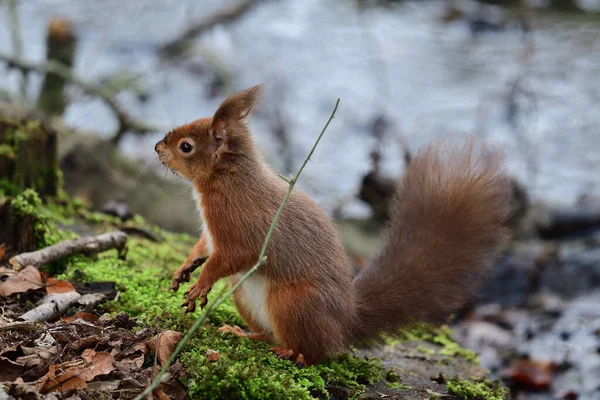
18;291;81;323
9;231;127;271
0;116;58;197
0;199;37;255
37;18;77;116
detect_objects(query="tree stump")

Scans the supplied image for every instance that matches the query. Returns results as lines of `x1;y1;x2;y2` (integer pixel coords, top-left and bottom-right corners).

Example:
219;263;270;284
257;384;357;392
0;116;58;257
0;199;37;257
37;18;77;116
0;116;58;197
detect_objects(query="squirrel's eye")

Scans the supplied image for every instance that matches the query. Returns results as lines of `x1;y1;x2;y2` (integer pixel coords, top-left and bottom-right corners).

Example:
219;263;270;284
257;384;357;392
179;141;193;153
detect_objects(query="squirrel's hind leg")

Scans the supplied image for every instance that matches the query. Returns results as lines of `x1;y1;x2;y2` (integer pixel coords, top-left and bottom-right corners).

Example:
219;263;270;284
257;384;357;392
269;346;306;367
218;325;271;341
219;281;274;343
267;283;348;366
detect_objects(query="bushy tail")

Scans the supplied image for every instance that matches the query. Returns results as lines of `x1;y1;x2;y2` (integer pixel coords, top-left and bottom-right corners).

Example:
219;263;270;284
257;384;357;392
349;138;511;344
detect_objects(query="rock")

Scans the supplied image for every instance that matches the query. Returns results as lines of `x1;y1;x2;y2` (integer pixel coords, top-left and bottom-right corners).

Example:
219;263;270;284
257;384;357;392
101;196;133;221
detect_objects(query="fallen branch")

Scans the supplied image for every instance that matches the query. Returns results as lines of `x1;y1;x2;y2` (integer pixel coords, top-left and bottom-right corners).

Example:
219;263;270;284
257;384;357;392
0;53;158;144
9;231;127;271
18;291;81;323
0;322;41;332
135;98;341;400
160;0;256;57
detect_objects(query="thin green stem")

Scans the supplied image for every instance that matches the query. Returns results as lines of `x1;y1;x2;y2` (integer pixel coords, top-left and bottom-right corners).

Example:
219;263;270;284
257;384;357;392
135;98;340;399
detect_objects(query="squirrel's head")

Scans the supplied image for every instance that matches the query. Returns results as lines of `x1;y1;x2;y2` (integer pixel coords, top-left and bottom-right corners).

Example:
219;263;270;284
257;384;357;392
155;84;263;183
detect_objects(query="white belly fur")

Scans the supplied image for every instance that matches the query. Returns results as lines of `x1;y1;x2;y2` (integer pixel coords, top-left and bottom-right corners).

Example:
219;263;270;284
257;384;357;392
236;272;274;335
191;191;214;254
192;190;273;334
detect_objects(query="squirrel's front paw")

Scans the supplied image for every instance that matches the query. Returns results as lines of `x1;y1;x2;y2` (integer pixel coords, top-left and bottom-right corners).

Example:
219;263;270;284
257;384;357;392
182;280;212;313
168;257;207;292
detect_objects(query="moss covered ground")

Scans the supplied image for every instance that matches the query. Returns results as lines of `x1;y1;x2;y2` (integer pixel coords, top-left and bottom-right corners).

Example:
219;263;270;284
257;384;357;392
446;376;509;400
1;182;508;399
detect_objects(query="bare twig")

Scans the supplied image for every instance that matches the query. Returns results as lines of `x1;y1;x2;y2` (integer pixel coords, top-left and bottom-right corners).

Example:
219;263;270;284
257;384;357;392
160;0;256;57
135;98;341;400
0;322;41;332
9;231;127;271
18;291;81;323
0;53;158;144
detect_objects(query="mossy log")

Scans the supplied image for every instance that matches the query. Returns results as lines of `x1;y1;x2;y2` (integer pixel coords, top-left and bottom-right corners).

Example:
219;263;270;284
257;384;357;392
0;116;58;257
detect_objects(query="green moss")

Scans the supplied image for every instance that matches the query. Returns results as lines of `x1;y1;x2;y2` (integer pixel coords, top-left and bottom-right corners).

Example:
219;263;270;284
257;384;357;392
446;376;509;400
0;144;15;158
184;343;382;400
384;370;411;390
1;117;59;197
59;236;385;399
386;381;411;390
60;231;385;399
0;179;20;197
394;325;479;363
7;189;77;274
10;188;42;216
416;346;436;355
432;328;479;363
44;195;121;227
12;188;484;399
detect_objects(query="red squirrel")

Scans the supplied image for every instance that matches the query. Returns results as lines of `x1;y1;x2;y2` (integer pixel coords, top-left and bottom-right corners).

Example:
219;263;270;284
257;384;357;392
154;85;511;366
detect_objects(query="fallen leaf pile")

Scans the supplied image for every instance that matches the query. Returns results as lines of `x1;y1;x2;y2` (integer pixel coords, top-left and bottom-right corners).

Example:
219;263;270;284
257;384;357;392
0;267;186;399
0;266;43;296
0;314;186;399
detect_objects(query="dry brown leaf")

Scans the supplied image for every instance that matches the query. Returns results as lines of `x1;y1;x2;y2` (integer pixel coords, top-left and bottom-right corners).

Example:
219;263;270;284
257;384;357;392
153;388;172;400
148;330;183;366
16;346;59;368
73;311;98;322
0;243;6;260
38;350;115;394
0;356;24;381
39;364;87;393
108;339;124;356
0;266;15;277
79;349;115;381
501;359;557;390
0;265;43;296
46;277;75;294
115;341;147;372
206;349;220;362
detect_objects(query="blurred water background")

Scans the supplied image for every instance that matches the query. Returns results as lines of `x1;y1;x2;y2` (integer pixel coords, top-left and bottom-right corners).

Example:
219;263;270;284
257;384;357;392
1;0;599;218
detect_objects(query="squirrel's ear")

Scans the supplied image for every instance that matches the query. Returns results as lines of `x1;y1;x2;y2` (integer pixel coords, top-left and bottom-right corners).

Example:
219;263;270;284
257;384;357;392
212;84;263;126
210;84;263;156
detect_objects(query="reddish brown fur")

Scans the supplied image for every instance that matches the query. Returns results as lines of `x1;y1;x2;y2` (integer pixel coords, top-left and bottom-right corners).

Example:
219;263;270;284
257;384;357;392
155;85;511;365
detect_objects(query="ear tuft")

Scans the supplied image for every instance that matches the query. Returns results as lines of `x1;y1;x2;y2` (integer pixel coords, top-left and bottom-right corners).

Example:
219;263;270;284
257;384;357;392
212;84;264;124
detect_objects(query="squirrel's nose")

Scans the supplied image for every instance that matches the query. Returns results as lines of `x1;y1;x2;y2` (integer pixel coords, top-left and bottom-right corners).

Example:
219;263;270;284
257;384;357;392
154;141;162;154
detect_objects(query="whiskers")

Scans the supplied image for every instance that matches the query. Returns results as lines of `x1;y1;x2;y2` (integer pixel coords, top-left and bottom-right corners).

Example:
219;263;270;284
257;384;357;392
135;155;194;227
136;157;160;184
